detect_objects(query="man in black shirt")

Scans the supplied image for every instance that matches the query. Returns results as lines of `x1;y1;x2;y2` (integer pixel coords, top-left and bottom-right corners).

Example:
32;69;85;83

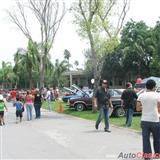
121;82;138;127
93;80;113;132
34;89;42;119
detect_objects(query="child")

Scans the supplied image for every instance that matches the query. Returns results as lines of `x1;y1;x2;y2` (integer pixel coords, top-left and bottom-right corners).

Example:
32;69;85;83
0;95;8;126
14;97;24;123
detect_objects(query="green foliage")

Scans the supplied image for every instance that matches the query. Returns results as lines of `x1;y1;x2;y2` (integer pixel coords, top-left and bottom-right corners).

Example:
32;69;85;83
72;0;130;91
48;59;69;88
13;40;39;88
95;20;160;83
64;49;71;61
72;0;102;39
74;60;79;67
0;61;16;89
150;20;160;76
120;20;154;78
102;48;124;81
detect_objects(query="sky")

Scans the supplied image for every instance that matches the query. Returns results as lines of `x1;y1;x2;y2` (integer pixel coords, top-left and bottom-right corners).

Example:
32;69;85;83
0;0;160;69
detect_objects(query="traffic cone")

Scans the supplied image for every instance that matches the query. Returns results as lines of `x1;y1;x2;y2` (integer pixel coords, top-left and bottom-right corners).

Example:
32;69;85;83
59;101;63;113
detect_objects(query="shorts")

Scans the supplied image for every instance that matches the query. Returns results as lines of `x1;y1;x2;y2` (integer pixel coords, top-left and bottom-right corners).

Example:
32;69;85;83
16;110;23;117
0;111;4;117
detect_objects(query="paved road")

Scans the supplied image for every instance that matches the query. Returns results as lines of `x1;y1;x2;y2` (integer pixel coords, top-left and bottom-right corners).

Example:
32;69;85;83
0;102;143;160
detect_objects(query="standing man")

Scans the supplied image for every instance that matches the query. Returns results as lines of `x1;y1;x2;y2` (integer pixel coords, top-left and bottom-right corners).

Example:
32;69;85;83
121;82;137;127
137;79;160;160
34;89;42;119
45;88;51;111
93;79;113;132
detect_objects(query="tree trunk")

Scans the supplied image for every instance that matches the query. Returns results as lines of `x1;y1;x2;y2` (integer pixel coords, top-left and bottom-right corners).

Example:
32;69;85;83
88;30;100;93
29;69;33;89
40;54;45;88
40;46;48;88
87;30;101;112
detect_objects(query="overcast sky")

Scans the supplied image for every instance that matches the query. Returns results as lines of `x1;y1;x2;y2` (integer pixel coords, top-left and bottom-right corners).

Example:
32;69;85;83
0;0;160;68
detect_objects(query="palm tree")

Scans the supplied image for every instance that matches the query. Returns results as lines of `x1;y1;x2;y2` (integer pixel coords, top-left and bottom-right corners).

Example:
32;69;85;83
53;59;68;87
13;40;39;88
64;49;72;86
1;61;15;89
74;60;79;70
64;49;71;62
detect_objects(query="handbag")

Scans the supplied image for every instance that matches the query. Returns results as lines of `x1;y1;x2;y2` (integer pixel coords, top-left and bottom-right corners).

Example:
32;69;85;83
22;105;25;112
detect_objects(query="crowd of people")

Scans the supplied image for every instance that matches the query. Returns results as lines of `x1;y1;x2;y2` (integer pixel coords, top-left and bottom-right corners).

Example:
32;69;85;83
0;80;160;159
0;87;59;125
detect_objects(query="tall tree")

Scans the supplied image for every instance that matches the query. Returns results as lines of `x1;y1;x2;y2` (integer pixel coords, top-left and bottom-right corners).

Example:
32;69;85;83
74;60;79;69
72;0;130;92
0;62;15;89
150;20;160;76
13;40;39;88
64;49;71;69
120;20;154;79
52;59;68;87
64;49;72;87
8;0;66;87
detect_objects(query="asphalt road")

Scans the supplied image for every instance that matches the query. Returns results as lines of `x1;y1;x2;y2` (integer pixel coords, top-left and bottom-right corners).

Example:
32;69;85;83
0;102;143;160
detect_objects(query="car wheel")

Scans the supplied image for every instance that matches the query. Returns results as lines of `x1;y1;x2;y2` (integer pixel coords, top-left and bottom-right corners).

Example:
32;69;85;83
115;107;125;117
75;103;85;111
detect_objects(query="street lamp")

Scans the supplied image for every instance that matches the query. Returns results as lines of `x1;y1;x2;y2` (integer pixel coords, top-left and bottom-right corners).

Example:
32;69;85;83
91;78;94;89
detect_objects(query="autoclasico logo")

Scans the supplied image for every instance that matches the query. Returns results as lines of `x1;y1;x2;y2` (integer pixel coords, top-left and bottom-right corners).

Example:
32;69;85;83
117;152;160;159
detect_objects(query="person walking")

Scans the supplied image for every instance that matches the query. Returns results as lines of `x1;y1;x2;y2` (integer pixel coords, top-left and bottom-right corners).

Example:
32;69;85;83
45;88;51;111
137;79;160;160
34;89;42;119
93;79;113;132
121;82;137;127
10;88;17;103
25;90;34;121
0;95;8;126
14;97;24;123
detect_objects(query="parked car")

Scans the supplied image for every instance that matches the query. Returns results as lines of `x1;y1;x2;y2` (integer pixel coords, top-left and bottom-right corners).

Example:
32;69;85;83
68;88;125;117
134;76;160;92
62;87;86;103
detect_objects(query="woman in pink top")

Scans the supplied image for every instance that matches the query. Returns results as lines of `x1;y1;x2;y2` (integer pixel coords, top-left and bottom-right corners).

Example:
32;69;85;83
25;90;34;121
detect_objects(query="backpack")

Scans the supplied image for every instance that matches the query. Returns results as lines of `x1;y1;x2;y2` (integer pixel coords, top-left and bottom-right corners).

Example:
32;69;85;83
15;102;24;112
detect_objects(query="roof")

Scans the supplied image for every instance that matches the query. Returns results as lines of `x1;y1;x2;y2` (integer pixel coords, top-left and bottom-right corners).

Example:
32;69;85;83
63;70;85;76
142;76;160;83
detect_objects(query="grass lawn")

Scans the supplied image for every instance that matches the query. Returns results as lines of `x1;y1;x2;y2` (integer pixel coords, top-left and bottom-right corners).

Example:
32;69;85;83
42;100;141;131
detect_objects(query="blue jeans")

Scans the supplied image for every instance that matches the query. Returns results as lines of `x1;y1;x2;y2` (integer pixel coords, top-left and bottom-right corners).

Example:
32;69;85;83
96;106;109;129
47;99;51;111
126;108;134;127
34;103;41;118
26;104;33;121
141;121;160;159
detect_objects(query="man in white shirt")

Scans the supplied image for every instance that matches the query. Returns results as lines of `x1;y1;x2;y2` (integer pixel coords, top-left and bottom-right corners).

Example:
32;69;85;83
45;88;51;111
137;79;160;160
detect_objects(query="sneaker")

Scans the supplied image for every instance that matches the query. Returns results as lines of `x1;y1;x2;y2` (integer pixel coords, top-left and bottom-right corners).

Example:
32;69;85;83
2;122;5;125
95;124;99;130
104;129;111;133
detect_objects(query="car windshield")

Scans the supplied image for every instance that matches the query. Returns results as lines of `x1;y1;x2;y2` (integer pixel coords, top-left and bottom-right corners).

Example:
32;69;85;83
109;89;122;97
88;89;122;98
76;91;83;96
